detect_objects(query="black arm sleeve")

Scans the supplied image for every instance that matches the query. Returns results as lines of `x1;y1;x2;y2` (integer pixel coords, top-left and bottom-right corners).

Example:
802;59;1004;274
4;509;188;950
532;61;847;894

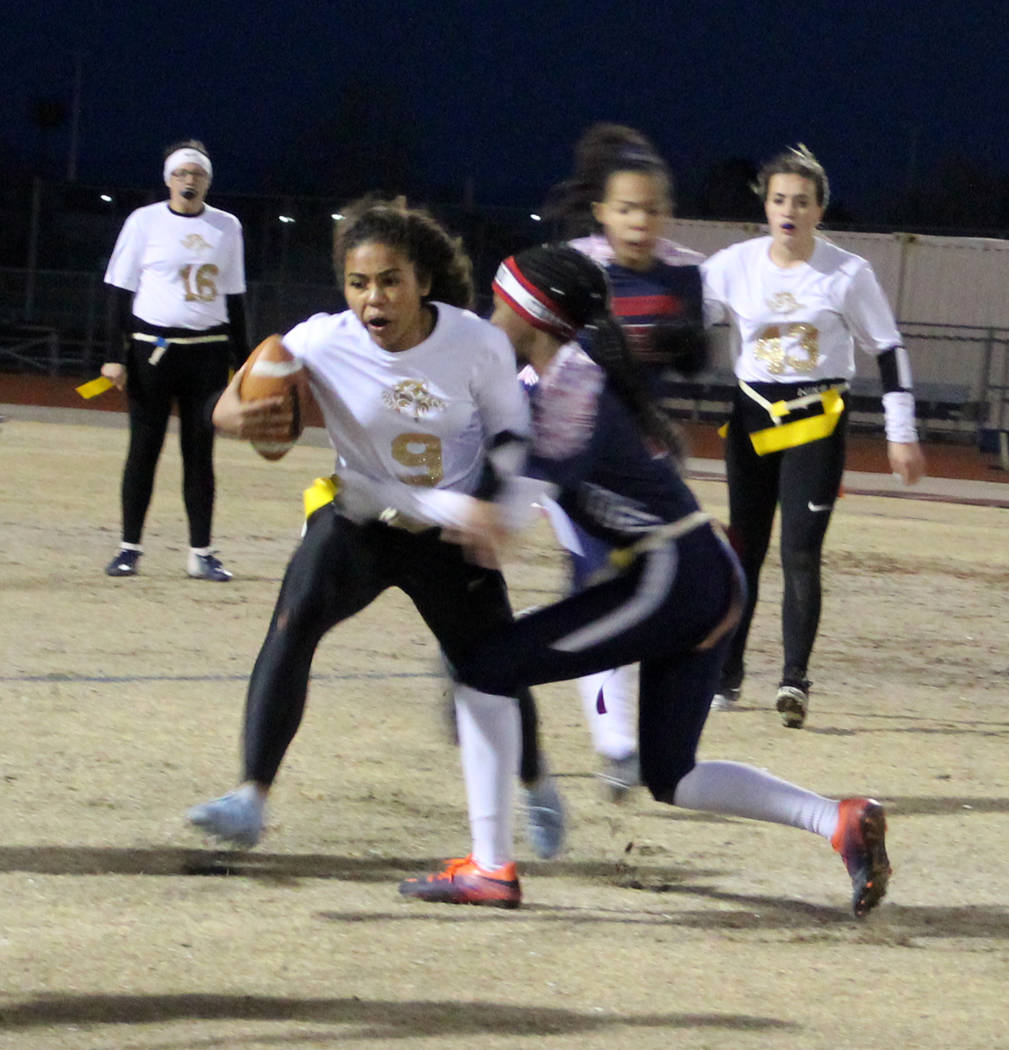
226;293;251;368
875;345;913;393
104;285;134;364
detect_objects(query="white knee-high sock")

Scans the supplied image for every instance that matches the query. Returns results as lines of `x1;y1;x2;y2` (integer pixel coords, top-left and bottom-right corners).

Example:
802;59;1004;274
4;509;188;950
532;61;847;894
672;760;840;840
576;665;638;761
454;684;518;871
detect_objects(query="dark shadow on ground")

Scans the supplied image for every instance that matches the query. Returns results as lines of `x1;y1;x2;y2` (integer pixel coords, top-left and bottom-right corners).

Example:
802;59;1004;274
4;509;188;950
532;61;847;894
0;992;798;1039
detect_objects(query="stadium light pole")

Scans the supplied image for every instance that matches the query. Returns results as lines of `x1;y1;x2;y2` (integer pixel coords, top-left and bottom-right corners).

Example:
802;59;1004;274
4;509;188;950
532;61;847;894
67;51;83;182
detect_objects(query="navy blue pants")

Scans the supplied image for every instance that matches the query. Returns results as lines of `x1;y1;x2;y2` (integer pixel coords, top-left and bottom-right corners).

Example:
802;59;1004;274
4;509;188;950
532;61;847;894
454;523;741;801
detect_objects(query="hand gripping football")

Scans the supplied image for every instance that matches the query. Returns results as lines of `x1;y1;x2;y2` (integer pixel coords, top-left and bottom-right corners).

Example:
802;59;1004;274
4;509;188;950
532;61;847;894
239;334;305;460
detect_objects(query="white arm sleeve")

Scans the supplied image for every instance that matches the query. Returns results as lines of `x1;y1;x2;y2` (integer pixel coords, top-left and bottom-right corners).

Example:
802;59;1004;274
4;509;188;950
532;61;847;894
882;390;918;443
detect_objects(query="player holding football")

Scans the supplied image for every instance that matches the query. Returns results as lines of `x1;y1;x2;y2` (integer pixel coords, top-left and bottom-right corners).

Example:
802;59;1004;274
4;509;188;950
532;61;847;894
397;243;892;919
702;145;925;726
188;198;564;894
102;139;249;582
539;124;708;797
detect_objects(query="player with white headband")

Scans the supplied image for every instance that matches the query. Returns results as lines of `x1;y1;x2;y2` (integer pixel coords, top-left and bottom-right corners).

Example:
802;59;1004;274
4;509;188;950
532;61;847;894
102;139;248;582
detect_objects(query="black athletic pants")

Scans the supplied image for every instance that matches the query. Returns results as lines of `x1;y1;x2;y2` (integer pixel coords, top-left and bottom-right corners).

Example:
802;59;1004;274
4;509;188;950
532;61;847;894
242;508;535;786
721;382;848;686
121;338;231;548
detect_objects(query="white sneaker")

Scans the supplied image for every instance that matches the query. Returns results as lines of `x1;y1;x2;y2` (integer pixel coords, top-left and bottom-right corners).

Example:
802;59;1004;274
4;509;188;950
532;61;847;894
187;788;263;847
521;772;566;859
775;683;810;729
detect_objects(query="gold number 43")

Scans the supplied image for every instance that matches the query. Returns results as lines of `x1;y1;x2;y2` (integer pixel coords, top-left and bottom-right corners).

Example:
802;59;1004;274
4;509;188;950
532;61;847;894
754;322;820;373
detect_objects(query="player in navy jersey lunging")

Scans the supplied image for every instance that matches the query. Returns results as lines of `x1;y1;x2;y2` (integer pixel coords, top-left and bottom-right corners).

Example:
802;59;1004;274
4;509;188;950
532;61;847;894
398;244;891;918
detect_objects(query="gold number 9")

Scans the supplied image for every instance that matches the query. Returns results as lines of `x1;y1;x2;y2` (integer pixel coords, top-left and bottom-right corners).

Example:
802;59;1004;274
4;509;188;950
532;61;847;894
391;432;444;486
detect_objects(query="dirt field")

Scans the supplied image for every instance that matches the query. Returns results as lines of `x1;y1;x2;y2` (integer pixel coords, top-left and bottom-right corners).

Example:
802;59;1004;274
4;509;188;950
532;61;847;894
1;408;1008;1050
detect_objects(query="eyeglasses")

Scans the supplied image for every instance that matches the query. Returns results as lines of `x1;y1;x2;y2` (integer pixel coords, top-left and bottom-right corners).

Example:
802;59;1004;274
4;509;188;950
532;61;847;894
171;169;209;181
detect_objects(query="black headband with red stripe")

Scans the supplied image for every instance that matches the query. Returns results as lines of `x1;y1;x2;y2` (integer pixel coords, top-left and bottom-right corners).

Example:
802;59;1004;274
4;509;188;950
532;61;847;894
492;255;579;340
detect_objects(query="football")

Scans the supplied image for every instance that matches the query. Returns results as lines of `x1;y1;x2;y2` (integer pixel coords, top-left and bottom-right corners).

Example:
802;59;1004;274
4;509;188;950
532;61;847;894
239;334;306;460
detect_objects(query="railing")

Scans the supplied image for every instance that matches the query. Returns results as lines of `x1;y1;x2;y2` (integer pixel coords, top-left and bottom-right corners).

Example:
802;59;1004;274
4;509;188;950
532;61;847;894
2;267;1007;451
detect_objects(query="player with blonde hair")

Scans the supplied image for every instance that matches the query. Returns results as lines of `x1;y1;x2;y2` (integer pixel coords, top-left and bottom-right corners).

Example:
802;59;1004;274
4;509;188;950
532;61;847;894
703;145;925;725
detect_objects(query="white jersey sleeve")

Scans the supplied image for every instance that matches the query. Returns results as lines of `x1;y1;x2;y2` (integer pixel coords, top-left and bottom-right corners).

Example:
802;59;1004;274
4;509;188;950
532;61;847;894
104;209;147;293
700;249;732;326
840;259;902;354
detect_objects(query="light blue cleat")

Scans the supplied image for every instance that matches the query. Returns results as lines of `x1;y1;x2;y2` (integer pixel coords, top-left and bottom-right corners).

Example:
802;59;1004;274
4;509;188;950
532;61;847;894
187;788;263;848
522;770;566;859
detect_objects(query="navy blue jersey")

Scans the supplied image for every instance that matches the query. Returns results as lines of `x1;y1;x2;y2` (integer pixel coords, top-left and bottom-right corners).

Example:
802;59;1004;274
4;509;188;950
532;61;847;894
527;343;701;548
606;261;706;381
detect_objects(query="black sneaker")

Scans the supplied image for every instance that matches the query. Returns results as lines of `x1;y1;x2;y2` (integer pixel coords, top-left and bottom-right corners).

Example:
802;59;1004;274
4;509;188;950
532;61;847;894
186;550;232;582
105;548;141;577
711;667;743;711
711;685;741;711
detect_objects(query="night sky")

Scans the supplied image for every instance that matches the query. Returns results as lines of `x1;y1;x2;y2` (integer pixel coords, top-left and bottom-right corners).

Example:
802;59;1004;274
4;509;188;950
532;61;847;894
4;1;1009;224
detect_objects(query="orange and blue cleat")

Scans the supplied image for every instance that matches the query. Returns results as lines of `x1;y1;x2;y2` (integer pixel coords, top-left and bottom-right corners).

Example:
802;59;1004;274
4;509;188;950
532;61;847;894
832;797;892;918
399;855;521;909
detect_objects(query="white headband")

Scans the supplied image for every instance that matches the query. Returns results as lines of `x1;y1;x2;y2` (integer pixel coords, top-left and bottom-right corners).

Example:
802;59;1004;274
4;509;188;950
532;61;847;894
163;148;212;185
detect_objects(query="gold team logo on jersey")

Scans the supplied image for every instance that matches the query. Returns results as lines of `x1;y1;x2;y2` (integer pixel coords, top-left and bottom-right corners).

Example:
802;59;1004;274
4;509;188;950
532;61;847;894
180;233;213;254
767;291;800;313
382;379;446;420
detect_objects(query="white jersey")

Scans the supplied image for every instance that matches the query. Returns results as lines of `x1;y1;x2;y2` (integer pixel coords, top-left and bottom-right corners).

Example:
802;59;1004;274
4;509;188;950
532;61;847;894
702;236;902;383
104;201;246;329
284;302;529;497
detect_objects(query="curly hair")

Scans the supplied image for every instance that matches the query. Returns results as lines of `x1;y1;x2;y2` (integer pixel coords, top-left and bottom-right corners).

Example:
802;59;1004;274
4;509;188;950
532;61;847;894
754;144;830;209
543;123;672;238
333;196;474;309
508;244;682;460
